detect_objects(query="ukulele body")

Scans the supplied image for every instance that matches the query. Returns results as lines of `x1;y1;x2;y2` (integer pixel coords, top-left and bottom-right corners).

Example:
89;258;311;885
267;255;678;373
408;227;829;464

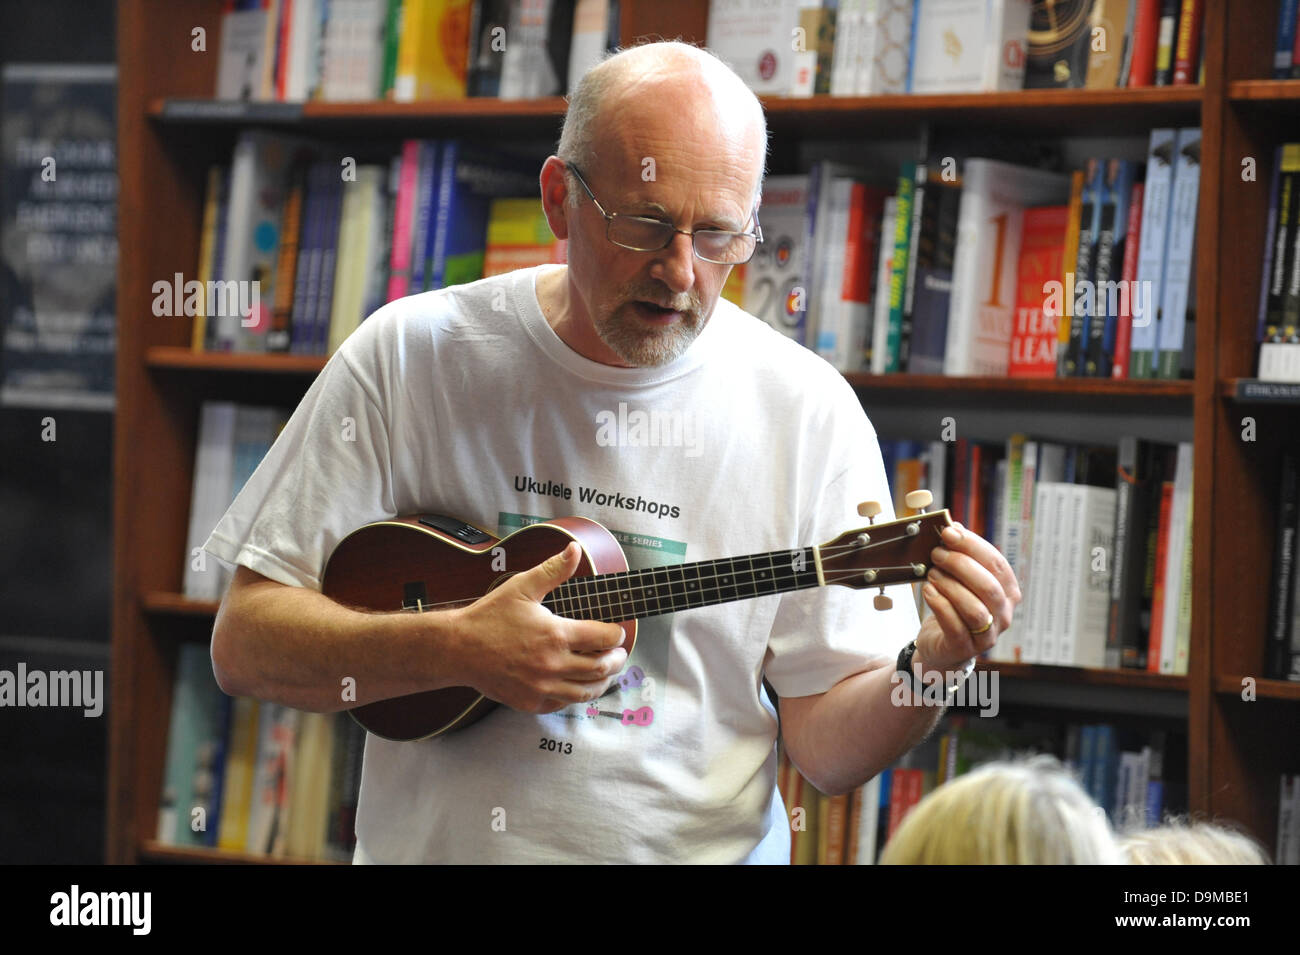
321;514;636;742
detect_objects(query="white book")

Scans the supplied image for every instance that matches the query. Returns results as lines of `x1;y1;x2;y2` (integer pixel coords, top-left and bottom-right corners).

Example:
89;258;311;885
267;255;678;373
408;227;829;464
500;0;560;99
568;0;614;93
1064;485;1118;669
852;772;882;863
1018;482;1056;664
1039;483;1071;665
707;0;802;94
283;0;319;101
910;0;989;94
829;0;864;95
183;402;238;600
1053;484;1087;666
856;0;914;94
1006;438;1038;661
943;159;1070;375
1173;472;1194;676
1159;442;1194;674
1154;128;1201;378
980;0;1032;90
328;166;386;352
813;177;856;366
1129;128;1178;377
870;197;899;373
743;175;810;339
215;9;271;100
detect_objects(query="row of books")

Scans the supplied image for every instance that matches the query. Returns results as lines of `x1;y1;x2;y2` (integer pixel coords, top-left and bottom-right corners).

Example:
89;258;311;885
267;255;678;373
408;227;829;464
216;0;619;102
1274;0;1300;79
737;127;1200;380
1278;774;1300;865
1267;450;1300;682
183;403;291;600
781;715;1177;863
158;643;365;861
708;0;1204;98
1256;143;1300;384
879;435;1194;674
187;132;564;355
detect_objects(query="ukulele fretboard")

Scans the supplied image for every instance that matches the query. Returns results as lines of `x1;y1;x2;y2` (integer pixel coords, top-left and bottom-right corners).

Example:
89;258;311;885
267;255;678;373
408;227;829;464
540;547;820;622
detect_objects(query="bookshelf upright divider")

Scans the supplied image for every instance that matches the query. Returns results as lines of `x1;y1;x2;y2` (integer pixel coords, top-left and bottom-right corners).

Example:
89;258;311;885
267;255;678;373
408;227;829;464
110;0;1299;863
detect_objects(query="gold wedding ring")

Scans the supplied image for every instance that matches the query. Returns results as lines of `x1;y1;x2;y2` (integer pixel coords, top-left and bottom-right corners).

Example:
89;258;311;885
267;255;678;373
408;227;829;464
969;614;994;635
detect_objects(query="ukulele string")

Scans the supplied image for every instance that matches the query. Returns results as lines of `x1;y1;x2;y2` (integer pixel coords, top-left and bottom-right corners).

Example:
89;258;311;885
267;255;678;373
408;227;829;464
386;527;946;614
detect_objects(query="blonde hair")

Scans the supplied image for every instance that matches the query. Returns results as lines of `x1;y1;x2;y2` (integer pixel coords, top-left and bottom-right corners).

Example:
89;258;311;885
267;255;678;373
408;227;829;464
879;755;1122;865
1119;819;1270;864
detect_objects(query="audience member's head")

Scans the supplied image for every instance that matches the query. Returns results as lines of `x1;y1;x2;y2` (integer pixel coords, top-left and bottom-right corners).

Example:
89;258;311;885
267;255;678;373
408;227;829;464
879;755;1121;864
1119;819;1270;864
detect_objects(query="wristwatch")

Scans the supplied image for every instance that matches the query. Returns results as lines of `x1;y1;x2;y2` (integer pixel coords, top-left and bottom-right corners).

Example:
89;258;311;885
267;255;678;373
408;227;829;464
895;640;976;700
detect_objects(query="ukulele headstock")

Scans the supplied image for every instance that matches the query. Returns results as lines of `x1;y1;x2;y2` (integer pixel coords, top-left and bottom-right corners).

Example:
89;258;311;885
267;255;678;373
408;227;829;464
818;491;952;608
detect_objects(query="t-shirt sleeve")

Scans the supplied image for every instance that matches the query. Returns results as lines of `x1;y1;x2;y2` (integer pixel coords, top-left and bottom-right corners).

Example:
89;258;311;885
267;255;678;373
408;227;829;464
761;378;921;699
203;317;398;591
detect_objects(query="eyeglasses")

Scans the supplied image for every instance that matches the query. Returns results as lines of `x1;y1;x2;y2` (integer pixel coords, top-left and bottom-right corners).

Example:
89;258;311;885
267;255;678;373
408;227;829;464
565;163;763;265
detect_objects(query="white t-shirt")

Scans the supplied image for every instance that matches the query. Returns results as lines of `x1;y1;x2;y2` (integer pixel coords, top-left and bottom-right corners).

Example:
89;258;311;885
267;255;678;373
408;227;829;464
204;264;920;863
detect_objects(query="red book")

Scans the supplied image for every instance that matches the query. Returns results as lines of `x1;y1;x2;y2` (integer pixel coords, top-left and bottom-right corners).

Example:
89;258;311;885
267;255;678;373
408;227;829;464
952;438;970;527
1112;180;1145;378
886;769;923;841
1171;0;1204;85
1127;0;1161;86
1008;205;1068;377
1147;481;1175;673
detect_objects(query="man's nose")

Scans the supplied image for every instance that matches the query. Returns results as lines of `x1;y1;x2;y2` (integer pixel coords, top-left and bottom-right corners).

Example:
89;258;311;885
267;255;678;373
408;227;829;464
649;231;696;294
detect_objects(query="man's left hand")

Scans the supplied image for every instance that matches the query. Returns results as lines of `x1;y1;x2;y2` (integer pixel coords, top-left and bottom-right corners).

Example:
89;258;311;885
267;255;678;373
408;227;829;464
915;521;1021;672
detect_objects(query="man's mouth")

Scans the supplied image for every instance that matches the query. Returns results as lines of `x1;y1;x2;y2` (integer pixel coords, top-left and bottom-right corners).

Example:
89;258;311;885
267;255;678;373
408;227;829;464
633;300;684;321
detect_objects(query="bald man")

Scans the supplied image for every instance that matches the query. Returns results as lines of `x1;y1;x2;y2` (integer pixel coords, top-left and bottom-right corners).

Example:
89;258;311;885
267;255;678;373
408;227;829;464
207;41;1020;863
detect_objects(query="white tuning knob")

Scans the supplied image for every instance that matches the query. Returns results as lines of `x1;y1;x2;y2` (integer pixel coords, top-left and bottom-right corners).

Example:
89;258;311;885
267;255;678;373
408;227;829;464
857;501;882;523
904;489;933;512
873;592;892;611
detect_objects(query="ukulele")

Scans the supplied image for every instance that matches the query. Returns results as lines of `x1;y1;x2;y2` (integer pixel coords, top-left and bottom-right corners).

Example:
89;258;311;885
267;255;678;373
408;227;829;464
322;490;950;741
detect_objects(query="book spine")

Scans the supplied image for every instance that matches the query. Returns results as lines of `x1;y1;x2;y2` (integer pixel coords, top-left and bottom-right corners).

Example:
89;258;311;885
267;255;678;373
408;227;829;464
1153;0;1179;85
1128;0;1160;86
885;161;917;372
1057;169;1085;371
1155;128;1201;379
1108;437;1140;668
1171;0;1203;85
1112;179;1144;377
1146;480;1175;673
1130;128;1177;378
1062;159;1103;376
385;139;420;301
1278;0;1300;78
1269;451;1299;679
1085;160;1132;376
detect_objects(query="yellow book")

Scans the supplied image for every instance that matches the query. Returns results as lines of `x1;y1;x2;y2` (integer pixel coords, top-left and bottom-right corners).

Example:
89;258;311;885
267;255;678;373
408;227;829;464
217;697;260;851
284;711;336;860
393;0;471;101
1057;169;1086;363
192;165;223;351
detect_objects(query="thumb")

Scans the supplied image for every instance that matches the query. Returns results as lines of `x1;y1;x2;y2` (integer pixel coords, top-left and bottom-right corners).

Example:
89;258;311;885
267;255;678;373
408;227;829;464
517;541;582;602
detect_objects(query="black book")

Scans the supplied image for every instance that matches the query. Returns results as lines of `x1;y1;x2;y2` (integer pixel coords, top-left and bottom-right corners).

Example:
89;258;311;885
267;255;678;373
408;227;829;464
1268;450;1300;680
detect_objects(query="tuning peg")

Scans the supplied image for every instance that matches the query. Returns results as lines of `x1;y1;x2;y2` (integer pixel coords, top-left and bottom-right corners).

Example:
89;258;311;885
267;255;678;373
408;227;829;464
857;500;882;523
904;489;933;512
873;591;892;611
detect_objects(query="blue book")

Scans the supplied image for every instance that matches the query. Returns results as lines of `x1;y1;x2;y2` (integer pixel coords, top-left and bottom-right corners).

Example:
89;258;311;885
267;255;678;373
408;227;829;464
1130;129;1178;378
1087;159;1136;377
428;141;539;291
409;141;440;293
1155;128;1202;379
1092;724;1117;817
1277;0;1299;78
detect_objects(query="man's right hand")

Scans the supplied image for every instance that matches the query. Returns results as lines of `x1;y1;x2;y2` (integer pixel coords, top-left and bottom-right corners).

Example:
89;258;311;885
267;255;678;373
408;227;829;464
448;542;629;714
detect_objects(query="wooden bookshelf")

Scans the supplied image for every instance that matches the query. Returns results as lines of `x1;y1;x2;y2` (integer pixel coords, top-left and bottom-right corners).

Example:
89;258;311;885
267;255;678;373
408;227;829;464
109;0;1298;864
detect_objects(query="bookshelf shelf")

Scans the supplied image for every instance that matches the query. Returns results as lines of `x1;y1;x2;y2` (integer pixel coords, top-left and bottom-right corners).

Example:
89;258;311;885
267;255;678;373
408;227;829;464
1214;676;1300;701
760;86;1202;135
1219;378;1300;403
146;346;326;375
983;660;1190;693
1227;79;1300;102
141;592;220;617
844;372;1193;400
151;95;570;132
138;840;344;865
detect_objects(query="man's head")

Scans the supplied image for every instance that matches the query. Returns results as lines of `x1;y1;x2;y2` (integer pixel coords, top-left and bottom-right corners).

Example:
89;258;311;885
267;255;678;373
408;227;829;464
540;41;767;367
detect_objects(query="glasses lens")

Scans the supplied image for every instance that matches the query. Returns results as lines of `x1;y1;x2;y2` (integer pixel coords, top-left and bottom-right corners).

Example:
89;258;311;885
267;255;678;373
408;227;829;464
694;230;757;265
608;216;674;251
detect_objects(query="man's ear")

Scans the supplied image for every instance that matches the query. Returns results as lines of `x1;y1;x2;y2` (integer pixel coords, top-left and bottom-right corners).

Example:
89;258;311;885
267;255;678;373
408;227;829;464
539;156;571;241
